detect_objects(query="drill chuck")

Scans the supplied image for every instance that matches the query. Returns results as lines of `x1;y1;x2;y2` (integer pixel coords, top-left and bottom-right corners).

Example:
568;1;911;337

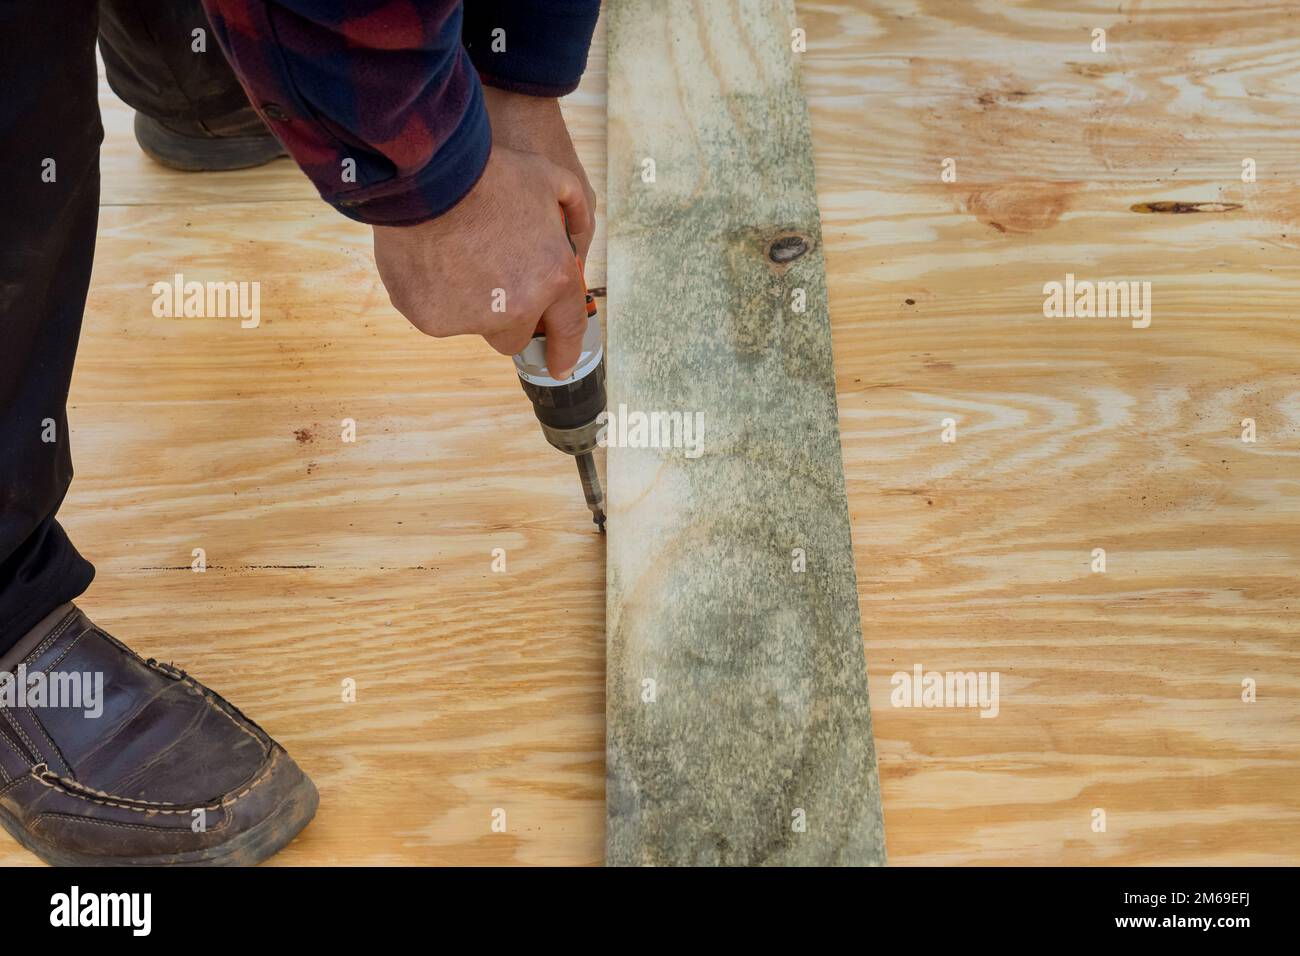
513;308;604;450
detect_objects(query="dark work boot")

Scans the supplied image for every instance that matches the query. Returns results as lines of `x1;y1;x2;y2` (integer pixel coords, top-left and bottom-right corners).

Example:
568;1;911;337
0;604;317;866
133;105;287;172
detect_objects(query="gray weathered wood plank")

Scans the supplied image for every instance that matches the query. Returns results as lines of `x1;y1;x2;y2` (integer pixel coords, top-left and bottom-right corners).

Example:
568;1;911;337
604;0;886;866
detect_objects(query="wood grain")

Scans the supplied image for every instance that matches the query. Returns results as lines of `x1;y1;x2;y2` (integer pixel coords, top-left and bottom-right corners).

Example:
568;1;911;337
604;0;885;865
803;0;1300;864
3;0;1296;866
830;179;1300;863
799;0;1300;183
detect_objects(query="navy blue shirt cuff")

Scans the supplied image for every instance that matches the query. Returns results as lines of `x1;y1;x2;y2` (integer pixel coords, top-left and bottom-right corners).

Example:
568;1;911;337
462;1;601;97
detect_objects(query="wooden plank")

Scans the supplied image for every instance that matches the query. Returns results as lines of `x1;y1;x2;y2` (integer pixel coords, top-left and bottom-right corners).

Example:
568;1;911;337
604;0;886;865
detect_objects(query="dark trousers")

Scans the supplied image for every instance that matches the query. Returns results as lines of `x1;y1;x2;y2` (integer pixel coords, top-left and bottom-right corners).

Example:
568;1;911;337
0;0;252;651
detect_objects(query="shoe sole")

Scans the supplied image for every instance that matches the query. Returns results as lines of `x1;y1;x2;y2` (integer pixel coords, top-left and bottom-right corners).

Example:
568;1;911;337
0;774;318;867
134;112;288;172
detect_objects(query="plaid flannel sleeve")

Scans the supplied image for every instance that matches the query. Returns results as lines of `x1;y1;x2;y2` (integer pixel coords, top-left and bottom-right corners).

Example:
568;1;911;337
201;0;490;227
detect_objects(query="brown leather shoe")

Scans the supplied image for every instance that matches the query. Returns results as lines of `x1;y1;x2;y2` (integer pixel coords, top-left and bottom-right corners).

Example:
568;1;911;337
0;604;317;865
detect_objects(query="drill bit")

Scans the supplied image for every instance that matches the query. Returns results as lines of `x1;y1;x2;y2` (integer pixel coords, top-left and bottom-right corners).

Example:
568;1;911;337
575;452;606;532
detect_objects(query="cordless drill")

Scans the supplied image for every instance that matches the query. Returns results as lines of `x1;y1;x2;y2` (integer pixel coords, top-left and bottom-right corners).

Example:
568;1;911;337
512;215;606;531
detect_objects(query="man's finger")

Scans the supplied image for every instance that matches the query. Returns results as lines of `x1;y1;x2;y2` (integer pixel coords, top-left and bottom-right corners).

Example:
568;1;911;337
540;268;589;380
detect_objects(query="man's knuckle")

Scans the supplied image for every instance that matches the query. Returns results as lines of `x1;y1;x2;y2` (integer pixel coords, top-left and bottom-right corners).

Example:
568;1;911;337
537;263;570;297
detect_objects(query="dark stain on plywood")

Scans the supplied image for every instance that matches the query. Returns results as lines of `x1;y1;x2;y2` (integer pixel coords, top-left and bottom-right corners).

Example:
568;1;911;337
1130;200;1243;214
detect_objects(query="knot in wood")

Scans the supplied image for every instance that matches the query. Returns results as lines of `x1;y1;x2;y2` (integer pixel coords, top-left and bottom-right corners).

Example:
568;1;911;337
768;235;809;264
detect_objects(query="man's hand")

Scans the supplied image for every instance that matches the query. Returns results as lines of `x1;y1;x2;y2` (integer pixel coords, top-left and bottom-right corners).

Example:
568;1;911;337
372;144;593;378
483;87;597;262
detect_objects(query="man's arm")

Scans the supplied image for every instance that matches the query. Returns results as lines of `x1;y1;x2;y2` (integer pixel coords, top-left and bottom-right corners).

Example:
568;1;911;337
201;0;601;375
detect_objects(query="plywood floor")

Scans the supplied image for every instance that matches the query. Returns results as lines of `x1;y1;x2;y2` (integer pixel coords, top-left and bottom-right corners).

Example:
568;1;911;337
3;0;1296;865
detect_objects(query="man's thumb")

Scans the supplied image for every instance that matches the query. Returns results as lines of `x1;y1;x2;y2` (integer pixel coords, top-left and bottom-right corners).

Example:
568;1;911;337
541;289;589;380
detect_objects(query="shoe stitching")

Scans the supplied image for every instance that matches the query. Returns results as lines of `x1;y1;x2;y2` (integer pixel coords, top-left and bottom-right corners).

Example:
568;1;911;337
38;626;91;676
33;762;179;806
5;627;90;778
0;774;31;797
29;748;281;815
1;710;41;764
180;676;265;749
0;728;28;765
20;708;72;778
31;812;217;835
150;667;266;752
17;611;81;671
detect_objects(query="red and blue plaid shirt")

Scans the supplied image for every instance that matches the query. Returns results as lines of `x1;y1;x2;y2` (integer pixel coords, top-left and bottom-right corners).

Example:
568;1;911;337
202;1;600;226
